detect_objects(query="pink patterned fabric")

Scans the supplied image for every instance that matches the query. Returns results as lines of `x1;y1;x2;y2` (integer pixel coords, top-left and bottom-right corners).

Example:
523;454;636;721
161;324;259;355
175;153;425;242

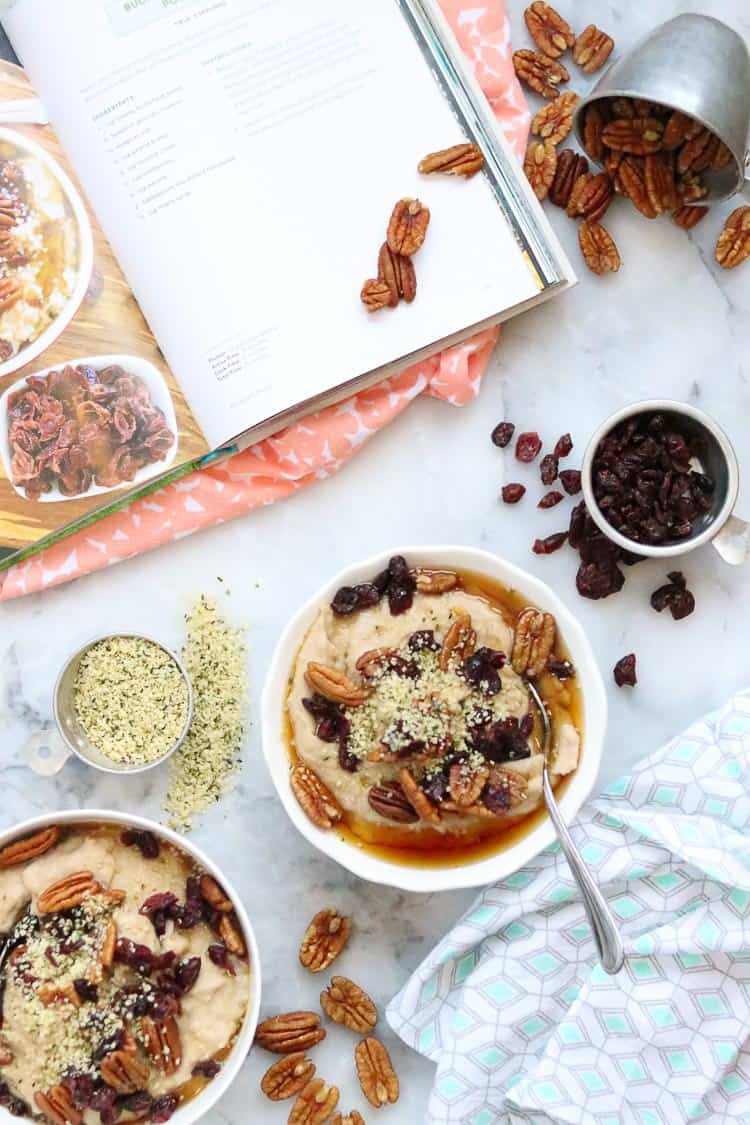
0;1;529;600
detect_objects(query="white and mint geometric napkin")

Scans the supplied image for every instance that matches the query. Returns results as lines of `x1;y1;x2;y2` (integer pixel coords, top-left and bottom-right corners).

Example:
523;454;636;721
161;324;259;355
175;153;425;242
387;691;750;1125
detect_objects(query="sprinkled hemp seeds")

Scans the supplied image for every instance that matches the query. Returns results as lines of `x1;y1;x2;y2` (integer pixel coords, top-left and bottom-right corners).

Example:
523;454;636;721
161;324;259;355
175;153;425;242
73;636;190;766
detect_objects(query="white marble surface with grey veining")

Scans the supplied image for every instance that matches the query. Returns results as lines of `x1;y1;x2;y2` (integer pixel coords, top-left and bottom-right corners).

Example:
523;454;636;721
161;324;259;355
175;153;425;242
2;1;750;1121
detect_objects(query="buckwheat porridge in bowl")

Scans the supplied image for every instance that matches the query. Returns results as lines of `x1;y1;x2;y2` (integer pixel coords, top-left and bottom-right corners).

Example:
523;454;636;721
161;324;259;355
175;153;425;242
0;816;256;1125
270;548;605;889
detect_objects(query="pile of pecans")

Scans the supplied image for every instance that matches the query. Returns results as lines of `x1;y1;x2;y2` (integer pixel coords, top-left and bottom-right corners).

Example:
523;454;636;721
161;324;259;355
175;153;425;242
513;2;750;274
256;908;399;1124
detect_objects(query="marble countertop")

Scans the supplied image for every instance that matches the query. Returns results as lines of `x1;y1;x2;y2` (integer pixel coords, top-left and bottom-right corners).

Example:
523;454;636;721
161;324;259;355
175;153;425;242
2;1;750;1121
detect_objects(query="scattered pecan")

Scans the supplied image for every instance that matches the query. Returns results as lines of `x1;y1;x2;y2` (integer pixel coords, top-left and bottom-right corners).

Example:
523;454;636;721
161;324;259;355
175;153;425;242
377;242;416;307
289;1079;340;1125
605;148;624;190
386;198;430;256
672;205;708;230
37;871;101;914
256;1012;326;1054
141;1015;182;1074
439;611;476;671
610;97;635;119
198;873;233;913
100;1050;149;1094
573;25;614;73
399;767;440;824
524;140;557;202
524;2;574;58
37;982;81;1009
355;647;396;677
601;116;663;155
566;171;613;222
549;149;588;208
299;908;352;973
662;110;702;151
413;568;458;594
261;1053;316;1101
355;1037;400;1109
512;607;557;677
644;153;677;214
578;220;621;274
677;170;707;203
368;782;419;824
676;128;715;174
320;976;378;1034
618;155;657;219
360;279;391;314
512;50;569;99
291;766;343;831
418;143;484;178
0;276;20;313
333;1113;365;1125
531;92;579;146
582;103;606;162
34;1086;82;1125
305;663;370;707
712;140;733;170
716;206;750;269
449;762;489;808
0;826;60;867
219;914;246;957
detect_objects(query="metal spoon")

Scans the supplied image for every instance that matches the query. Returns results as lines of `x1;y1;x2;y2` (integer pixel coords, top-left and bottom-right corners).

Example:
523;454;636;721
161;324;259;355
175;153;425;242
527;680;625;975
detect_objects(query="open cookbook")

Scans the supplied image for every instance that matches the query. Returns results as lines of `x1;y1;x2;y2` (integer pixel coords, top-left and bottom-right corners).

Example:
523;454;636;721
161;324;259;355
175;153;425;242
0;0;575;566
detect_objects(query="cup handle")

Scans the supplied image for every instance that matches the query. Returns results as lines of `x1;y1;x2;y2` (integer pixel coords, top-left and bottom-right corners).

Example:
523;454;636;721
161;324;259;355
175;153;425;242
23;729;72;776
712;514;750;566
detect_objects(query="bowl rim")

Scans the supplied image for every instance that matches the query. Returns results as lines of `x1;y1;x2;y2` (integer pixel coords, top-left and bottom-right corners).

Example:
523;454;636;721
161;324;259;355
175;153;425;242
261;545;607;894
0;808;261;1125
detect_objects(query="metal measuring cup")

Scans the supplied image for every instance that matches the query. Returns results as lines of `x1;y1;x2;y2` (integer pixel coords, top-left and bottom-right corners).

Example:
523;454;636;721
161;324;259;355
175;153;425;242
581;400;750;565
23;632;194;777
573;13;750;204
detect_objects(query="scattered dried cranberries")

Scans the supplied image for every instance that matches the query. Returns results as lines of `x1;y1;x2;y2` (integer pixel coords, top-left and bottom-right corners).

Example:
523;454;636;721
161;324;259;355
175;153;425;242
491;421;515;447
613;653;637;687
515;431;542;462
502;483;526;504
650;571;695;620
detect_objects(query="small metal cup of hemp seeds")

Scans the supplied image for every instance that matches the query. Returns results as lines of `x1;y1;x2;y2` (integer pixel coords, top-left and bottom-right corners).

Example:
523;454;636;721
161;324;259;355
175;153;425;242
35;632;194;776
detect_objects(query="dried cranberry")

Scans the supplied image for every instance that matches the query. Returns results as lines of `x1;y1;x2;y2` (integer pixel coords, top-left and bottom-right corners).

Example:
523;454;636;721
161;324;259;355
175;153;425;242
207;944;236;975
515;431;542;463
520;713;534;737
483;783;513;814
120;828;160;859
540;454;558;485
650;571;695;620
151;951;177;972
192;1059;221;1079
408;630;440;652
173;900;203;929
331;586;362;615
471;718;530;764
174;957;202;993
73;978;98;1003
613;653;637;687
89;1084;117;1113
501;483;526;504
388;584;413;615
114;938;153;976
150;1094;178;1123
149;990;181;1021
548;660;575;680
302;695;347;743
462;647;505;696
119;1092;153;1116
186;875;202;902
559;469;581;495
421;769;450;805
554;433;573;459
140;892;177;915
568;501;588;549
576;561;625;600
338;741;359;772
491;421;515;447
6;1099;27;1118
538;490;563;509
532;532;568;555
63;1074;96;1109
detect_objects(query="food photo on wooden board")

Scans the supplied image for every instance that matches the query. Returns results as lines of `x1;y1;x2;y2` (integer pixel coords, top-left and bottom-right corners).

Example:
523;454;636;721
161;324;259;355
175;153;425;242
0;0;750;1123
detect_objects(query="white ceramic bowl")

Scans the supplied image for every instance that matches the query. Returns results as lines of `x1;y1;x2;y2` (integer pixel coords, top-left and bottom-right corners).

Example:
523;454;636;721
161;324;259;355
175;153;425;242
0;809;261;1125
262;545;607;893
0;354;178;502
0;126;94;379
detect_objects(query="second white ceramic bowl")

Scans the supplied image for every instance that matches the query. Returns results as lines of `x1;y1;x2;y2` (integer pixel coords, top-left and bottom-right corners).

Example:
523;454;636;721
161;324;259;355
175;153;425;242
262;545;607;893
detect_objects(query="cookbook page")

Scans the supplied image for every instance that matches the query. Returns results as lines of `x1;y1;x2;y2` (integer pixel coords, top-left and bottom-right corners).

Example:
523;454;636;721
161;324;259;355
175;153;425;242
4;0;549;449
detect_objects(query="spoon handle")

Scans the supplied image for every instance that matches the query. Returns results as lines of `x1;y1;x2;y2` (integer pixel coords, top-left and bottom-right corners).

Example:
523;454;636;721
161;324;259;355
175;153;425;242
542;770;625;975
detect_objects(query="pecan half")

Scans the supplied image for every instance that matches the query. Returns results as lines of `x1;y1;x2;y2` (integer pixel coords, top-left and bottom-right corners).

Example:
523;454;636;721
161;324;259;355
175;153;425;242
413;568;458;595
100;1050;149;1094
662;110;702;151
524;141;557;202
531;92;579;146
482;766;528;814
355;648;395;677
677;128;718;174
644;153;677;214
524;2;574;59
619;155;657;218
305;663;370;707
716;206;750;269
37;871;101;914
34;1086;82;1125
199;873;234;913
37;983;81;1008
291;766;343;831
418;143;484;178
677;170;707;204
0;826;60;868
219;913;247;957
439;611;476;671
0;277;20;313
512;50;569;99
333;1113;365;1125
299;907;352;973
368;782;419;824
512;608;557;677
261;1053;316;1101
256;1012;326;1054
100;920;117;970
712;140;733;170
355;1037;400;1109
141;1015;182;1074
549;150;589;208
289;1079;340;1125
566;171;613;222
582;103;606;162
449;762;489;808
601;116;663;155
377;243;416;306
672;205;708;230
605;148;624;190
399;768;439;824
320;976;378;1034
573;25;614;73
360;278;391;314
386;198;430;256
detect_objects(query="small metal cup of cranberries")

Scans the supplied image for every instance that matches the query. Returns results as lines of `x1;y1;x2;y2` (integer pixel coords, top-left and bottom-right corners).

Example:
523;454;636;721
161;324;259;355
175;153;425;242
581;399;749;566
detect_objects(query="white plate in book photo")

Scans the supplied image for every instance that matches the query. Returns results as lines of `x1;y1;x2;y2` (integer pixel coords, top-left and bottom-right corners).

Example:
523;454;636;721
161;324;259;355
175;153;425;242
0;353;178;503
